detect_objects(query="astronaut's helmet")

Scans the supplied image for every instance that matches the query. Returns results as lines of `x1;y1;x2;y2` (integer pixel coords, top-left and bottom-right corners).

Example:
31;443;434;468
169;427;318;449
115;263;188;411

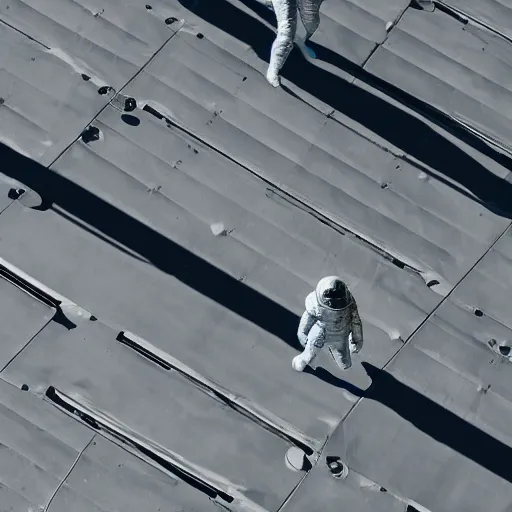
316;276;349;310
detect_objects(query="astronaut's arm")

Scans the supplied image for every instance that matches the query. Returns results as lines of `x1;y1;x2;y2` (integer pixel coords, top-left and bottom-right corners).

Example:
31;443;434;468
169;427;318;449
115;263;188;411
297;310;316;347
350;305;363;353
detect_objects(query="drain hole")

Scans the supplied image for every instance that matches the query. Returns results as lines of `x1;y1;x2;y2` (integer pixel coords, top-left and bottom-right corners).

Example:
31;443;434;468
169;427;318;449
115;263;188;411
474;309;484;317
426;280;440;288
325;456;348;478
145;4;152;9
499;345;511;356
165;17;178;25
380;487;387;492
196;33;204;39
81;74;91;81
121;114;141;127
21;384;29;391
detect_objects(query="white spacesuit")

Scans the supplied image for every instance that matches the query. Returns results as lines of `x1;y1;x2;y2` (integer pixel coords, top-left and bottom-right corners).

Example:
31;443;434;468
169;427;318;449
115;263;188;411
292;276;363;372
266;0;323;87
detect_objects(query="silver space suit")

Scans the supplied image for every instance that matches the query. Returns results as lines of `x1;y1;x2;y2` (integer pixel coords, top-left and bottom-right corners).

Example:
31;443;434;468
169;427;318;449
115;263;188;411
292;276;363;372
266;0;323;87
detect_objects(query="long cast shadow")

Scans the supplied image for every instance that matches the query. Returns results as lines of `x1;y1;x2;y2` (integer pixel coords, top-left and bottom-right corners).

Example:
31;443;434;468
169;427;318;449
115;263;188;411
315;362;512;484
179;0;512;217
0;141;301;350
2;140;510;484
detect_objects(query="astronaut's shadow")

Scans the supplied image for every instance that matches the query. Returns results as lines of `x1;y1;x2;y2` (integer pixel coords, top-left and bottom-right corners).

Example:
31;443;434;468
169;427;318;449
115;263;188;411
178;0;512;218
308;361;512;484
304;365;365;396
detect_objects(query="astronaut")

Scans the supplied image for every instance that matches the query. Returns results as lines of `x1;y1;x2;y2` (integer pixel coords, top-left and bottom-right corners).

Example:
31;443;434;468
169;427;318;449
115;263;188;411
292;276;363;372
265;0;323;87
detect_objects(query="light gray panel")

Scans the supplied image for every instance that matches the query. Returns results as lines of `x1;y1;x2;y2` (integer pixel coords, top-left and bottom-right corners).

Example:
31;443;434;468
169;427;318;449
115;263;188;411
364;7;512;154
49;435;225;512
331;387;512;512
280;458;406;512
0;0;178;164
443;0;512;40
453;228;512;332
0;378;94;510
0;22;111;164
0;98;451;450
120;29;503;287
0;275;54;369
3;319;303;511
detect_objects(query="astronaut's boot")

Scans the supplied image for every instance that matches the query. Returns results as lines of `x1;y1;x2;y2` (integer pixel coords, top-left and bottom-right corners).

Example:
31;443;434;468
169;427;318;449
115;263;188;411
266;69;281;88
295;39;316;59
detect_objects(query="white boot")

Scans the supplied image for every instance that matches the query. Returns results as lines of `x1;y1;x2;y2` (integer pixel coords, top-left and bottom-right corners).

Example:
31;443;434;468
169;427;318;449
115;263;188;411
292;354;308;371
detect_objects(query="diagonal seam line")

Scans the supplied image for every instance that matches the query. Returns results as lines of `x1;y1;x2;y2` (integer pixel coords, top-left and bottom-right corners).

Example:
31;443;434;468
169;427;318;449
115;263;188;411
339;219;512;426
281;220;512;509
47;24;183;169
43;436;95;512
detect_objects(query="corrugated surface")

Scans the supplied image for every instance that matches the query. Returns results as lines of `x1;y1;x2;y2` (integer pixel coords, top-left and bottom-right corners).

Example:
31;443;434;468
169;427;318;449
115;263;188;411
3;318;303;511
0;377;94;511
0;0;178;165
364;7;512;155
48;435;220;512
0;0;511;511
442;0;512;39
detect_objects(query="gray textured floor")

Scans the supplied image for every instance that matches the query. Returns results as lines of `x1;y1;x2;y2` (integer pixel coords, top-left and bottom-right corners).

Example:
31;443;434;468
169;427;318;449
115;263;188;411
0;0;511;510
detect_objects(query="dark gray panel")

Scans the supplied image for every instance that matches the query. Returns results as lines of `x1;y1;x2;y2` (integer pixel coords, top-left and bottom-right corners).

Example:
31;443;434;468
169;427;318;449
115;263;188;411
3;319;303;511
0;275;54;369
0;377;93;510
49;435;224;512
364;7;512;153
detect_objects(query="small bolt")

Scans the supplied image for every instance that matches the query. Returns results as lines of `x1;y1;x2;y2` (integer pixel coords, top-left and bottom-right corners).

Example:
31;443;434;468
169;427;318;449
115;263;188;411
145;4;152;9
165;17;178;25
81;74;91;81
196;33;204;39
21;384;29;391
124;97;137;112
81;126;101;144
98;86;112;95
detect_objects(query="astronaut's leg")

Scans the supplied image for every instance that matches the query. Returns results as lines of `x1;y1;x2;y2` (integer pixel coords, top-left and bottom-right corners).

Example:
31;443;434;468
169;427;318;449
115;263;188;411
295;0;322;58
267;0;297;87
292;324;324;372
327;339;352;371
298;0;322;40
